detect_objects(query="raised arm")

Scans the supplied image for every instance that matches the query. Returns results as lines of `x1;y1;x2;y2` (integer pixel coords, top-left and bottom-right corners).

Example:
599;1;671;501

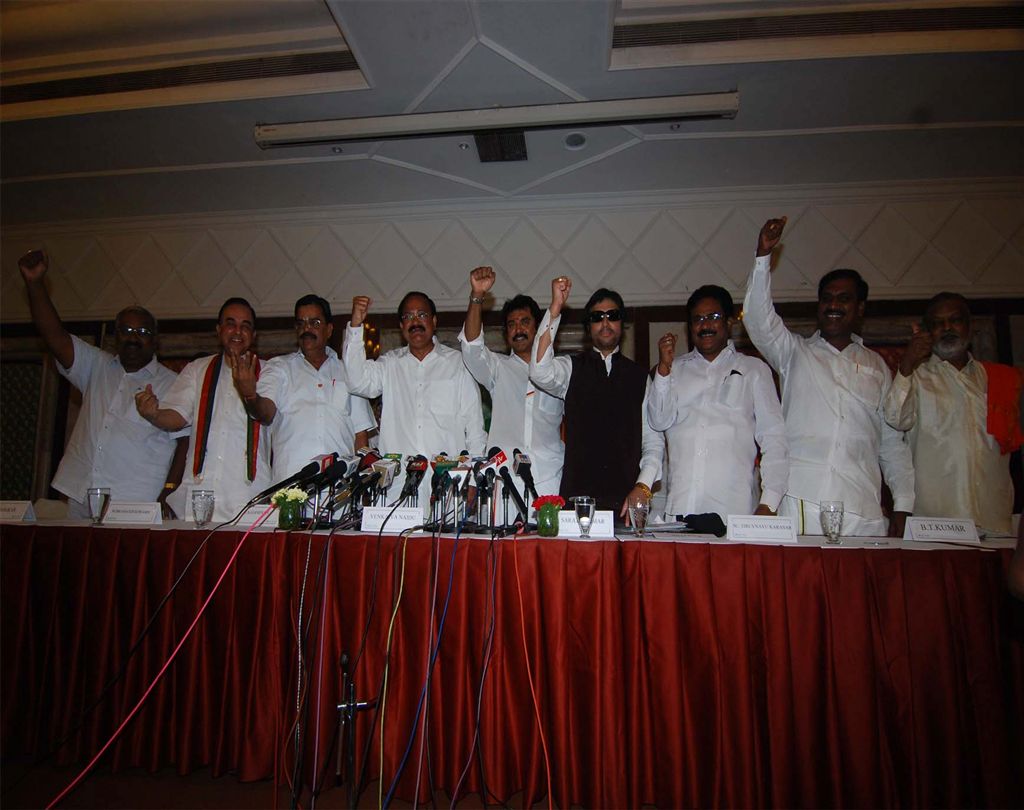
18;250;74;370
742;218;798;373
343;296;385;398
529;277;573;398
459;266;501;390
883;323;931;430
646;333;679;432
229;350;277;425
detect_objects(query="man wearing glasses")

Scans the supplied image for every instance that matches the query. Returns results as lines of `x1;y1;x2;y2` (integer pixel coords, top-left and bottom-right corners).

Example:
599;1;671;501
648;285;788;525
18;250;188;518
230;294;376;482
530;277;662;518
344;290;486;504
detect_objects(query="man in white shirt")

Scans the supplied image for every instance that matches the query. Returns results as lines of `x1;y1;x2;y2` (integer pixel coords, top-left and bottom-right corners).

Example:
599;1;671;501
743;218;915;537
648;284;788;523
883;292;1021;535
229;294;376;482
530;277;662;518
459;266;564;501
18;249;188;518
135;298;272;523
343;290;486;505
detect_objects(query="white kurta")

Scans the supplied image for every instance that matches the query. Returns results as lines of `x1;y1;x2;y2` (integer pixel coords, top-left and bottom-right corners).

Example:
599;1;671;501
52;334;187;505
883;355;1015;535
458;328;563;496
161;354;272;523
257;347;377;480
647;342;788;520
743;254;915;534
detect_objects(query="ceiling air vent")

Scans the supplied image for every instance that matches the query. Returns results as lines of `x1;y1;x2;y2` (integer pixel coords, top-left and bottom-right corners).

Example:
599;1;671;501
474;129;528;162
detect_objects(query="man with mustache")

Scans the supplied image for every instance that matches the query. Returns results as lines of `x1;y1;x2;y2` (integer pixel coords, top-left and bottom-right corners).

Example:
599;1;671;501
648;285;788;524
459;266;564;498
744;218;915;537
883;292;1022;535
344;290;486;504
135;297;272;522
17;250;188;518
229;294;375;483
530;277;662;518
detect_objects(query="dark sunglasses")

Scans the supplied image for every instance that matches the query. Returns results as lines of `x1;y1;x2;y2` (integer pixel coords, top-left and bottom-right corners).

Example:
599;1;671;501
586;309;623;324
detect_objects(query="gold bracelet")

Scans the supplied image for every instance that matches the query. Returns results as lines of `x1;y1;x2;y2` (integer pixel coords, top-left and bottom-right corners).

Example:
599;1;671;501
163;483;176;490
469;296;485;305
634;482;652;499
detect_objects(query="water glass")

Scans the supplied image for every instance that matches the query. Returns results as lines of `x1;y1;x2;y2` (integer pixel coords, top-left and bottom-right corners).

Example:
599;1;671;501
86;487;110;524
574;496;595;538
192;489;215;529
628;498;650;537
820;500;844;544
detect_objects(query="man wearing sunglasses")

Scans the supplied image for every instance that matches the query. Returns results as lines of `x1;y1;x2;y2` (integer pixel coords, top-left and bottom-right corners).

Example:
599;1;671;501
648;285;788;525
18;249;188;518
530;277;662;519
229;294;376;483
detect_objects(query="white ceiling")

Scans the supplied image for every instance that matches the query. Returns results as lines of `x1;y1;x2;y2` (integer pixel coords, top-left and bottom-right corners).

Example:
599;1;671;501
1;0;1022;226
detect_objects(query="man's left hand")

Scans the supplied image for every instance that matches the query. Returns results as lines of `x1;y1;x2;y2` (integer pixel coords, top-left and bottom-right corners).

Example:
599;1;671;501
754;503;776;516
619;484;651;520
157;493;177;520
890;511;910;537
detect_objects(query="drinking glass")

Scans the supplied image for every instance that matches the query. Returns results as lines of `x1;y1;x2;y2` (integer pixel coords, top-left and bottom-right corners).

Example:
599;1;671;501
192;489;215;529
628;498;650;537
86;487;110;524
820;500;844;544
574;496;595;538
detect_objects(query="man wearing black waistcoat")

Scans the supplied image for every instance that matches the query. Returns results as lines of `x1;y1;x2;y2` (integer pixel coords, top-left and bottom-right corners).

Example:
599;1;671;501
530;276;662;517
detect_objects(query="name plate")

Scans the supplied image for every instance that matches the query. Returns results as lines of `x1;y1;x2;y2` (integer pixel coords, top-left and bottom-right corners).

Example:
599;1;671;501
557;510;615;539
0;501;35;522
237;504;276;529
904;517;980;545
727;515;798;544
103;502;162;525
361;506;423;534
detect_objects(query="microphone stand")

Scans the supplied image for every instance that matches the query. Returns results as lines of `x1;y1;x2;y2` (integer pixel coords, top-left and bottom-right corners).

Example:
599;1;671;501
334;652;377;809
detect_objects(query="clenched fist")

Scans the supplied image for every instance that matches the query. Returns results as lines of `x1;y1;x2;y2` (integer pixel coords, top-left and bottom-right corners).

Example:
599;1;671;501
351;296;372;328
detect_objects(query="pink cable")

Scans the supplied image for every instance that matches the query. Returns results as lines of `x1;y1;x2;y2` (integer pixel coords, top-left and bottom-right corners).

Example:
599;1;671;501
46;506;275;809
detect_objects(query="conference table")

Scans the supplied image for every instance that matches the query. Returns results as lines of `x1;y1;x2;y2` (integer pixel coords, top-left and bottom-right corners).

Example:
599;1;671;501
2;520;1022;808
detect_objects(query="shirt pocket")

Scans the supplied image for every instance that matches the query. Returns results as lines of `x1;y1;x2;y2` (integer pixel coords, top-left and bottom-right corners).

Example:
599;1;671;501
716;373;747;410
846;364;884;409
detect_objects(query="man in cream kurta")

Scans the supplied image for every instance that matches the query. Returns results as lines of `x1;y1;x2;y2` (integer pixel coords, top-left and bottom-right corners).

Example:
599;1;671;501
884;292;1019;535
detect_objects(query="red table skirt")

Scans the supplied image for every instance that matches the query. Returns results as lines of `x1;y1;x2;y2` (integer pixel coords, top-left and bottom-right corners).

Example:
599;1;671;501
3;524;1023;808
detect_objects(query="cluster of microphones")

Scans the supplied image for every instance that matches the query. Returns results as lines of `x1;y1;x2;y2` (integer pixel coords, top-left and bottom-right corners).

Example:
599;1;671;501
251;446;539;532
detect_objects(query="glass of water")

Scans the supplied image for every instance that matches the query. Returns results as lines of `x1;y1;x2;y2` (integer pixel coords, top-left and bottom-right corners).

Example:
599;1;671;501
820;500;844;544
192;489;215;529
628;497;650;538
574;496;595;538
86;487;110;524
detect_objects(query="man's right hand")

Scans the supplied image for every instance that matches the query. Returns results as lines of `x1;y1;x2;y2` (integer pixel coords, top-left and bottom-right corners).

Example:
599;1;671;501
351;295;371;327
549;276;571;318
135;384;160;423
899;323;933;377
756;217;787;257
18;250;47;284
226;350;259;399
470;266;496;298
657;332;676;376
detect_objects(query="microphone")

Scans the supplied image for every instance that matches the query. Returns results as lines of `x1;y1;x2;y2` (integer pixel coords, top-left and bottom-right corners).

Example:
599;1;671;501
371;457;400;489
399;455;429;500
302;455;354;493
350;469;382;503
513;448;539;501
251;460;320;503
499;466;531;526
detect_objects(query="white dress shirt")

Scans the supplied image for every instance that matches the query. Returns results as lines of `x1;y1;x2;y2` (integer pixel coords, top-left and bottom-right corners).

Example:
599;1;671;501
647;342;788;520
161;354;273;523
52;334;187;505
257;347;377;481
883;355;1014;535
529;310;662;490
743;254;915;528
458;327;564;496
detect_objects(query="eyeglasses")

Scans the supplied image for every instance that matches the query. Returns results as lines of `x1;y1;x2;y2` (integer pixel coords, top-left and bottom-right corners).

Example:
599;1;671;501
295;317;324;329
117;325;154;338
400;310;432;323
692;312;725;325
586;309;623;324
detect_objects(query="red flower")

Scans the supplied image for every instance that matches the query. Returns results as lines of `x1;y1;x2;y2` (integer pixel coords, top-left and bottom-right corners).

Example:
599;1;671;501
532;494;565;510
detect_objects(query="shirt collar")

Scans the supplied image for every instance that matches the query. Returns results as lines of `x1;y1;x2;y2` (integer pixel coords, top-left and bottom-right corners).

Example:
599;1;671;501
592;344;620;374
120;353;161;378
685;340;736;367
810;330;865;353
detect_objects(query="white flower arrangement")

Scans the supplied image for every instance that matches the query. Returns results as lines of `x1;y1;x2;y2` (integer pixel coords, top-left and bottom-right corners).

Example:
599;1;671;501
272;487;309;506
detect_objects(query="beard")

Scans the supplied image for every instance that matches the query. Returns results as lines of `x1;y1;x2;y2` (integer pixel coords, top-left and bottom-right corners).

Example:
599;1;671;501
932;333;968;361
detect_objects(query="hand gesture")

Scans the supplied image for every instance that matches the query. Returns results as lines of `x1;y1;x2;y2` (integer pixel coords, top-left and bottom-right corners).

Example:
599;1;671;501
18;249;48;284
657;332;676;376
351;296;371;327
135;384;160;423
470;266;496;298
899;323;933;377
549;276;572;317
226;350;259;399
756;217;787;257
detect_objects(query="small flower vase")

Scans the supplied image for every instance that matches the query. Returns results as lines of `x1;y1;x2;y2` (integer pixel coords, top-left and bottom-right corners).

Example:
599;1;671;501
278;500;303;530
536;503;561;538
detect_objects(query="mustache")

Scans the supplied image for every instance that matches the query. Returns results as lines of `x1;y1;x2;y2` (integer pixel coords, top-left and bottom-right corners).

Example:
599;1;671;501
825;308;845;318
300;332;317;340
408;324;425;333
511;332;528;341
698;328;716;338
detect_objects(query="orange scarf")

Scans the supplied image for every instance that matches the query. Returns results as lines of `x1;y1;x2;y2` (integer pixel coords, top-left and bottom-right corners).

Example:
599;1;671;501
980;361;1023;455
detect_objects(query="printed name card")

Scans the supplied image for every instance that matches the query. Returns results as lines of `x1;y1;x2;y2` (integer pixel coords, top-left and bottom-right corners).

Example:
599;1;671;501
557;510;616;539
0;501;35;522
904;517;980;545
103;502;162;525
727;515;798;544
237;504;276;529
361;506;423;534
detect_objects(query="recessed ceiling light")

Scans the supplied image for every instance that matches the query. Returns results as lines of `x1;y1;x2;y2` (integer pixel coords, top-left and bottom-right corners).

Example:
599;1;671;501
670;123;681;131
458;142;470;150
331;146;344;153
564;132;587;150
